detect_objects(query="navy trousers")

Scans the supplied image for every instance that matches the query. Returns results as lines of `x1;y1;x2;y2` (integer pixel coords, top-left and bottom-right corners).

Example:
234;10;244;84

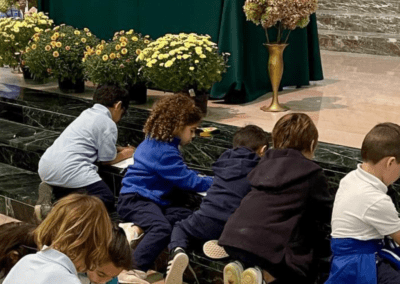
168;211;225;251
52;180;115;213
117;193;193;271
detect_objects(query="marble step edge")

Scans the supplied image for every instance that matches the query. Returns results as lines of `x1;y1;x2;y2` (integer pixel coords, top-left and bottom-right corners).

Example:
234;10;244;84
318;29;400;57
317;10;400;34
318;0;400;15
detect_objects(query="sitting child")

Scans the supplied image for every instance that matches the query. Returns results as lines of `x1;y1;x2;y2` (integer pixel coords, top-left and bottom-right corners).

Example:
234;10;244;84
326;123;400;284
165;125;269;284
218;113;333;284
117;94;213;280
4;194;113;284
38;85;134;213
0;221;131;284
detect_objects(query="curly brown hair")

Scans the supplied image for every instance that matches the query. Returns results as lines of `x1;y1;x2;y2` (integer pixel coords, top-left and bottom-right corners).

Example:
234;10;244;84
144;94;203;141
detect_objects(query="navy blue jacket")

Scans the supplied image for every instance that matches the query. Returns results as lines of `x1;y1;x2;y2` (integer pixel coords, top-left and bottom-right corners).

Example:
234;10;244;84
119;137;213;206
197;147;260;222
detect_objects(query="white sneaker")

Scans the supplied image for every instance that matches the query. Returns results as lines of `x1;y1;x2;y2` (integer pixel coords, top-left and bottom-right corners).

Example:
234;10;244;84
203;240;229;259
118;222;145;249
118;270;149;284
224;261;244;284
241;267;265;284
165;248;189;284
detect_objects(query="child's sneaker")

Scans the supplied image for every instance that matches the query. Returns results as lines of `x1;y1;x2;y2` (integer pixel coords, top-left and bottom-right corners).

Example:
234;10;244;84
118;223;145;249
223;261;244;284
165;247;189;284
203;240;229;259
241;267;266;284
118;270;149;284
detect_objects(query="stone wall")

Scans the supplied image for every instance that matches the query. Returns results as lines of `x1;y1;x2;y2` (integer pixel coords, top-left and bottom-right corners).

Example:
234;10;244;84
317;0;400;56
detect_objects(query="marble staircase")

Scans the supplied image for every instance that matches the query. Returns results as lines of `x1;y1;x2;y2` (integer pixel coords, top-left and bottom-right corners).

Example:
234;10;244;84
317;0;400;56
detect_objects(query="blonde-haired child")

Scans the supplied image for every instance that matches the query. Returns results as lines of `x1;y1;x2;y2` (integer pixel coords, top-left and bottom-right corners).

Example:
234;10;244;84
4;194;113;284
117;94;213;278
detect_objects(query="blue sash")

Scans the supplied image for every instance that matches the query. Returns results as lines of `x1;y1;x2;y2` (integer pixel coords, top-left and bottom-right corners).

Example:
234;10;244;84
325;238;383;284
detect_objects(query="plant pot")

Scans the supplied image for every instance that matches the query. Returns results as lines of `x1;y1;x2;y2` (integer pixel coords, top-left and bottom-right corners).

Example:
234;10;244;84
127;83;147;104
174;90;209;116
22;66;33;80
58;78;85;93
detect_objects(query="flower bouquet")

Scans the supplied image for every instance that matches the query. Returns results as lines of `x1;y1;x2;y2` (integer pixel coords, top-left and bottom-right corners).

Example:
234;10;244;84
23;24;99;92
83;29;151;103
0;12;53;69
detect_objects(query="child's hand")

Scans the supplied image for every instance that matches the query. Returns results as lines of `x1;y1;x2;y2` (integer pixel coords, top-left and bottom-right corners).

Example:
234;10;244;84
120;147;135;159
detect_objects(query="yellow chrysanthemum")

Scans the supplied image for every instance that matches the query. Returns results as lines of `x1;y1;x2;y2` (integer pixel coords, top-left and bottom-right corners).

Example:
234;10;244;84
195;47;202;55
189;67;195;71
31;44;37;50
86;46;90;51
53;51;59;57
200;54;206;58
146;62;152;67
121;48;128;55
45;45;51;51
56;42;62;48
99;45;104;50
126;30;134;35
136;49;141;55
65;46;71;51
131;37;138;42
177;55;182;60
116;53;121;59
74;30;80;35
84;28;89;32
51;36;57;41
182;54;190;59
81;38;87;43
102;55;108;61
96;50;102;55
169;50;175;56
206;47;212;52
121;42;127;47
82;58;86;62
34;27;40;32
115;45;121;51
86;32;92;37
25;47;30;52
33;37;39;42
144;39;150;44
110;53;116;59
54;32;59;38
101;40;106;44
119;37;127;42
51;41;57;47
195;60;199;64
165;60;173;68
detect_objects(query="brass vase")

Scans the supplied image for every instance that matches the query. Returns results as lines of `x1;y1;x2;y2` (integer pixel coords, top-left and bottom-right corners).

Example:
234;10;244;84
261;43;289;112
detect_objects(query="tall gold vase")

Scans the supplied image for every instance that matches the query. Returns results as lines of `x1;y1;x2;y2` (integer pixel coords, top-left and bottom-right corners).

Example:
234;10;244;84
261;43;289;112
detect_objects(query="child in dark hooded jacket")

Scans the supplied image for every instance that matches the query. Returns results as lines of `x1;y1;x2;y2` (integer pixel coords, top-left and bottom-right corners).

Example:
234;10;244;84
218;113;333;284
165;125;269;284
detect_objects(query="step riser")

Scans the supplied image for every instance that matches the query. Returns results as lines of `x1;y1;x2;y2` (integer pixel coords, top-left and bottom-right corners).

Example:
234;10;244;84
318;0;400;14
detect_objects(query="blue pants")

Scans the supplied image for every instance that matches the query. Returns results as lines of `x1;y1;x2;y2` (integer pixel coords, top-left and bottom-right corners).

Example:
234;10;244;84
168;211;225;251
117;193;192;271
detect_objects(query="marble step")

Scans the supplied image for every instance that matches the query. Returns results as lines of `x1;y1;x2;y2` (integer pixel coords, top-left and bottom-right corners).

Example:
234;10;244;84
318;0;400;15
317;10;400;34
318;29;400;56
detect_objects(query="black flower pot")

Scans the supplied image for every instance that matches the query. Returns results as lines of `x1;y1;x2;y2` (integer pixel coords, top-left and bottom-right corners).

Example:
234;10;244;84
193;90;209;115
22;66;33;80
58;78;85;93
127;83;147;104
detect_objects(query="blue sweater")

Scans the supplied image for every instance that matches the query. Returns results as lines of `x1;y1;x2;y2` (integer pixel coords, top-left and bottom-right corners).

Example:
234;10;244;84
120;137;213;206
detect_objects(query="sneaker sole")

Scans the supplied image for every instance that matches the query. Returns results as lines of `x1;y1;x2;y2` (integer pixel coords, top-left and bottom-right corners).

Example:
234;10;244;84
224;262;244;284
203;240;229;259
165;253;189;284
241;268;263;284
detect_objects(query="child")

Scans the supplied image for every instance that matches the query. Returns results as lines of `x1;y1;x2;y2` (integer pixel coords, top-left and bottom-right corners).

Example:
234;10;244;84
38;85;134;213
117;94;213;279
0;221;132;284
3;193;113;284
165;125;269;284
326;123;400;284
218;113;333;284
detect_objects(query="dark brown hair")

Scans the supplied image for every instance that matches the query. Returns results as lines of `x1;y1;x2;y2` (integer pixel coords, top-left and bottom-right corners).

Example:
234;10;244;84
233;125;270;152
143;94;203;141
93;85;130;111
272;113;318;152
107;224;132;270
0;222;37;277
361;122;400;164
34;194;112;271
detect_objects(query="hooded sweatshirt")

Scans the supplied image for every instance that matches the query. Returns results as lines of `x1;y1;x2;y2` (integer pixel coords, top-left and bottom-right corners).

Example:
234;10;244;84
219;148;333;278
197;147;260;222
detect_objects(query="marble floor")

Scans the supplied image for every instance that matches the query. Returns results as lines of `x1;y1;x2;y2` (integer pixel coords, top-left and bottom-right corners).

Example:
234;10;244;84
1;50;400;149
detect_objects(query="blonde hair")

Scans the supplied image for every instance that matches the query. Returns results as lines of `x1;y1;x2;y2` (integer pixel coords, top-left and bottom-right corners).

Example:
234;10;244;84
34;194;112;271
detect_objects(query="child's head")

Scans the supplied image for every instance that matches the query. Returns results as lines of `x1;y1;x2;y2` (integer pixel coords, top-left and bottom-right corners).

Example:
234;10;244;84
233;125;270;156
361;123;400;185
272;113;318;158
34;193;113;273
86;223;132;283
93;85;130;123
0;222;37;277
144;94;203;145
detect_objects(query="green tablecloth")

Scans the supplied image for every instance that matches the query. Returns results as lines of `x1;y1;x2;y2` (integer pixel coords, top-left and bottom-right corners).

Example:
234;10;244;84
39;0;323;103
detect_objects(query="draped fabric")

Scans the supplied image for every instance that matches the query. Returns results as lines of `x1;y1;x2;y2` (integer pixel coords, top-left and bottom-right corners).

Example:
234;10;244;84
38;0;323;103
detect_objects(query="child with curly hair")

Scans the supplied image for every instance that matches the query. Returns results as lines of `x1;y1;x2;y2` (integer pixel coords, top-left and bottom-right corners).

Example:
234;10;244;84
117;94;213;278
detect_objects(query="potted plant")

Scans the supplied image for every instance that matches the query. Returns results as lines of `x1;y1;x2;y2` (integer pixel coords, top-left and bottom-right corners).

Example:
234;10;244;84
83;29;151;104
0;11;53;76
137;33;230;114
23;24;99;93
243;0;318;112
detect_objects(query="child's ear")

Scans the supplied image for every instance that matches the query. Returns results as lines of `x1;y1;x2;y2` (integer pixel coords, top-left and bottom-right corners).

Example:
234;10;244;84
310;139;317;153
387;156;397;168
257;145;267;157
8;250;20;264
114;101;122;110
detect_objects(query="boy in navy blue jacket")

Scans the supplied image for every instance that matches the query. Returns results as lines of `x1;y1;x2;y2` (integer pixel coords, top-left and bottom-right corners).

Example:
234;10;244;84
164;125;269;284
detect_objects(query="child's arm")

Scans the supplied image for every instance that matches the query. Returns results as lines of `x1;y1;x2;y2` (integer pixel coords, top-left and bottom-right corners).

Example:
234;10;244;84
157;150;213;192
102;147;134;165
390;231;400;245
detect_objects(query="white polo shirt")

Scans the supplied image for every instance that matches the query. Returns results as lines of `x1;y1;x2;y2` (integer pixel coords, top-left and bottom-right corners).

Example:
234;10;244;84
3;247;81;284
331;164;400;240
38;104;118;188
